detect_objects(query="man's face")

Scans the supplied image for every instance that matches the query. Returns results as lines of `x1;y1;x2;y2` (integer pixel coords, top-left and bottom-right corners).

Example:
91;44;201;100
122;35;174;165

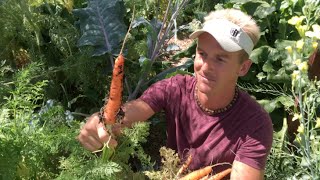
194;32;251;94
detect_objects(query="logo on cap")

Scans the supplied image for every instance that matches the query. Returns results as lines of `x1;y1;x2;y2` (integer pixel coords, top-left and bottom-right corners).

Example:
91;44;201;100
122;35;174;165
230;28;240;37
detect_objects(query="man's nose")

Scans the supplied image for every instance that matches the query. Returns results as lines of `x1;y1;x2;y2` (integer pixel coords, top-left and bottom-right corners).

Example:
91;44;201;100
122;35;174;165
201;59;213;71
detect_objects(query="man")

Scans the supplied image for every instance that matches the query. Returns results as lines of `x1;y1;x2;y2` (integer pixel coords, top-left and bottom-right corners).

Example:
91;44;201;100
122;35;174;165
78;8;273;179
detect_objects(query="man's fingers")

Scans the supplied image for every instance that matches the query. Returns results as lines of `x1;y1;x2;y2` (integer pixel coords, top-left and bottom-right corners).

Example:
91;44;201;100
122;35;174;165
87;135;103;148
78;129;103;151
77;112;120;151
82;141;100;152
78;135;102;151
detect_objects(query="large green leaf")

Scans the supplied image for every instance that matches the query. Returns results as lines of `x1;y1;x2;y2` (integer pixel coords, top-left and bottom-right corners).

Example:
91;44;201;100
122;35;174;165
258;99;280;113
266;68;291;83
242;1;275;19
262;60;275;73
73;0;127;56
250;45;274;64
276;95;294;108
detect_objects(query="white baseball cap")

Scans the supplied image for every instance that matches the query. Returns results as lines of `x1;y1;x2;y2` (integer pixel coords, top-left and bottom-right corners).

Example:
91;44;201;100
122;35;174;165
189;19;254;56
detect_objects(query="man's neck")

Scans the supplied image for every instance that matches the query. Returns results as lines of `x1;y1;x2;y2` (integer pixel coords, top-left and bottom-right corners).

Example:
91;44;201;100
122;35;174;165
197;87;236;111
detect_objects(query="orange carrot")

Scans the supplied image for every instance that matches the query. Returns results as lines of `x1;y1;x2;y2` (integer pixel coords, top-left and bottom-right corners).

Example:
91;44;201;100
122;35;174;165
208;168;232;180
103;54;125;124
102;8;135;125
179;166;212;180
199;175;209;180
176;154;193;177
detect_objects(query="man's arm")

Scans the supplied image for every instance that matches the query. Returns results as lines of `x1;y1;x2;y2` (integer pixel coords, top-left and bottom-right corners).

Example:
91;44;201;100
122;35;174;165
77;99;155;151
230;160;264;180
120;99;156;128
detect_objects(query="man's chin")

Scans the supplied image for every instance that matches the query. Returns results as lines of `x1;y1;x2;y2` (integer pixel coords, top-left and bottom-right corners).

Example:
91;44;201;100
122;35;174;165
197;84;214;94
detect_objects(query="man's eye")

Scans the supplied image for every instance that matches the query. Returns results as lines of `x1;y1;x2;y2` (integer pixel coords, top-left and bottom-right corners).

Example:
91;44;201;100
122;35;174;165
217;57;225;62
198;52;206;57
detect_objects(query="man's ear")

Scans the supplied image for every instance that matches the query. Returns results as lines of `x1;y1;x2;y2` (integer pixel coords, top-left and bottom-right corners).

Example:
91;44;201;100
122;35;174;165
238;59;252;77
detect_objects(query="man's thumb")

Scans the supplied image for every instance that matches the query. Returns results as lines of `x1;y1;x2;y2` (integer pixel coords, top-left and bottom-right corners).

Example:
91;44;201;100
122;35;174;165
97;124;117;148
97;124;108;142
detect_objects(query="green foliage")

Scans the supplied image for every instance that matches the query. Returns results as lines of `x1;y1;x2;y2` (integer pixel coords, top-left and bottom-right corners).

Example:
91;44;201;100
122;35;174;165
0;0;79;60
0;0;116;114
1;0;185;179
57;122;152;179
57;50;110;113
0;61;152;179
0;61;13;102
29;0;74;13
0;62;80;179
73;0;127;56
126;0;191;100
2;63;47;114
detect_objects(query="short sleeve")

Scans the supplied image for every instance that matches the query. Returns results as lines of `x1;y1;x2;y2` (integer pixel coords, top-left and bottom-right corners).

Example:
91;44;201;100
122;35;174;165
138;78;172;113
235;115;273;170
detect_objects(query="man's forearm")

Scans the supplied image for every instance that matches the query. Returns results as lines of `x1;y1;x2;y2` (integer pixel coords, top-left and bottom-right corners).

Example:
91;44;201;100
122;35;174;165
121;99;155;127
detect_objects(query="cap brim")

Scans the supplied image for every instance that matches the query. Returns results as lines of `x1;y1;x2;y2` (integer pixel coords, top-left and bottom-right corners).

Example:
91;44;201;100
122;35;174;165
189;30;242;52
189;19;254;55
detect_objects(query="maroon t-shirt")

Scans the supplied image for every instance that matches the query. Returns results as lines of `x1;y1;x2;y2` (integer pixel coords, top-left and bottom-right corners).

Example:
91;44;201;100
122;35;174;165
139;74;273;172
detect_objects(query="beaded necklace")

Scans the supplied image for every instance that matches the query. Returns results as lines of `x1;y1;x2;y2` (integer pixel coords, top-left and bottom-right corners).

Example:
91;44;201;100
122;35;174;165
194;86;239;115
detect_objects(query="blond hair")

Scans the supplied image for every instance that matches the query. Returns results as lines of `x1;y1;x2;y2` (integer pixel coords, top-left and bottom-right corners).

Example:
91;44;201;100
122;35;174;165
204;9;260;46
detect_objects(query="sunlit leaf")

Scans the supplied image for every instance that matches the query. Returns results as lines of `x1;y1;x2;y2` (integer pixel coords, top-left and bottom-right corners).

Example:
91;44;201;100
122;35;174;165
256;72;266;81
262;60;274;72
257;99;279;112
276;95;294;108
250;46;273;64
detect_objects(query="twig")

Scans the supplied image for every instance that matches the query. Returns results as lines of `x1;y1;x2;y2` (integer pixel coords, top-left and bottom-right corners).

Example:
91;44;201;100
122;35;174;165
71;112;90;117
119;6;135;96
120;6;135;55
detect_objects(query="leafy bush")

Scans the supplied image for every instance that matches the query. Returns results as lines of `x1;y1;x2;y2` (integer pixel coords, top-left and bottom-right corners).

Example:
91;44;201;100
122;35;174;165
57;122;152;180
0;62;80;179
0;62;153;179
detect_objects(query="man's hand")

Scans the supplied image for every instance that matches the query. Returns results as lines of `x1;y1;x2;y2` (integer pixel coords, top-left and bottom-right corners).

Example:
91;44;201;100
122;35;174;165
77;113;118;152
77;99;155;151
